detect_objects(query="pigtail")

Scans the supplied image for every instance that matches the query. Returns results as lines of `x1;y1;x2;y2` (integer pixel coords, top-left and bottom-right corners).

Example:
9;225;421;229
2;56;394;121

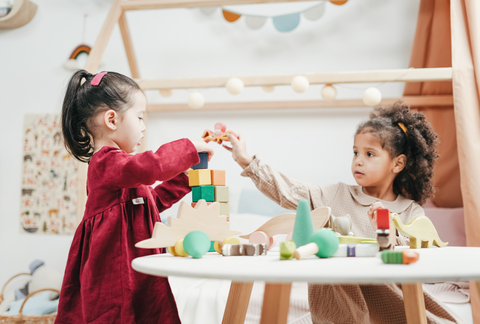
61;70;95;163
357;102;440;205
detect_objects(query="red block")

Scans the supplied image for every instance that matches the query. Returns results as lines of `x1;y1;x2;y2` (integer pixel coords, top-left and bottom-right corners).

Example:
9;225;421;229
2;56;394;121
377;208;390;229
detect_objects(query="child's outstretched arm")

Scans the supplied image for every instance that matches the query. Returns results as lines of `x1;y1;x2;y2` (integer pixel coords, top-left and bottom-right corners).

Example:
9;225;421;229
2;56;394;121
222;134;326;211
96;138;213;190
222;134;253;169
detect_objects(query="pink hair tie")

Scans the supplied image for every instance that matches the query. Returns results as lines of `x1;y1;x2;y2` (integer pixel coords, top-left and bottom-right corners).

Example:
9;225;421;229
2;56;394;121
90;71;108;86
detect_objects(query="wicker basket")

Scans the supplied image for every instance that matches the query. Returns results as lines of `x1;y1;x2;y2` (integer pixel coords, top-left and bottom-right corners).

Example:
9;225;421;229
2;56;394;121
0;273;59;324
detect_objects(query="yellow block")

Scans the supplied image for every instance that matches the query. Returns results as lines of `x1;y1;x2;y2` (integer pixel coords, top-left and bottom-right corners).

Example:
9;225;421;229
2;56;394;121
188;169;211;187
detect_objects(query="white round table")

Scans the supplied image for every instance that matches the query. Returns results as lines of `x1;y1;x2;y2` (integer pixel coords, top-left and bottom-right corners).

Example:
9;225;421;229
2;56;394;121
132;247;480;324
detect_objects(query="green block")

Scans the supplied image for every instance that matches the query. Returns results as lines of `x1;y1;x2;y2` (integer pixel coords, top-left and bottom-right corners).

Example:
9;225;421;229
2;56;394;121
192;185;214;202
214;186;229;202
280;240;296;260
381;251;403;264
292;199;315;248
209;241;216;252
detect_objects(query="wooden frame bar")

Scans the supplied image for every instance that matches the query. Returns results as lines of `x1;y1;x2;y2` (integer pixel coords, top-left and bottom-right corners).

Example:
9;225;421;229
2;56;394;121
146;95;454;112
121;0;319;11
136;68;452;90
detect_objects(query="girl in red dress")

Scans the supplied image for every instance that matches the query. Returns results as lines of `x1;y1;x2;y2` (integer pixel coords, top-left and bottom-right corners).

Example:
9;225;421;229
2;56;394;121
56;70;213;323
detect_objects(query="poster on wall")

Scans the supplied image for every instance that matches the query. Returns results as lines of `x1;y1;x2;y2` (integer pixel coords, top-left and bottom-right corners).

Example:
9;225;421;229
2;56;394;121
20;114;78;235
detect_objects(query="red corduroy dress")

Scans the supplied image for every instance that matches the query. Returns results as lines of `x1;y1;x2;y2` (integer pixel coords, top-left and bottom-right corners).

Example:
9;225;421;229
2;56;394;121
55;139;199;324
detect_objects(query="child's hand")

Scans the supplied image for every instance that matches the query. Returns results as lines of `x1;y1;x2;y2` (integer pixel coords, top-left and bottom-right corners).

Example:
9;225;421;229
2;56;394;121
222;134;253;169
368;201;384;230
190;139;214;161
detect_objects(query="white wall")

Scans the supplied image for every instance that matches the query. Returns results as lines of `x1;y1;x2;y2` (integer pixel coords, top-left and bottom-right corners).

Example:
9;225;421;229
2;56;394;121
0;0;420;285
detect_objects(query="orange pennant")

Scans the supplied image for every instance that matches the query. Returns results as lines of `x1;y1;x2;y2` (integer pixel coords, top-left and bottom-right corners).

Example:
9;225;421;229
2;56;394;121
222;10;241;22
330;0;348;5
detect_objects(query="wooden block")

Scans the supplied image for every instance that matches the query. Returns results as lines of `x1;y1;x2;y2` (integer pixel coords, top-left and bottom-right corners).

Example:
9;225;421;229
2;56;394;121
219;201;230;217
192;185;214;202
192;152;209;170
214;186;229;202
210;170;226;186
222;243;267;256
376;208;390;229
188;169;211;187
191;201;214;208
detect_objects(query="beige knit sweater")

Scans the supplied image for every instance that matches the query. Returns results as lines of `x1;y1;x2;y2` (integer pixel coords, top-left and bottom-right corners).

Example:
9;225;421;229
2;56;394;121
241;156;464;324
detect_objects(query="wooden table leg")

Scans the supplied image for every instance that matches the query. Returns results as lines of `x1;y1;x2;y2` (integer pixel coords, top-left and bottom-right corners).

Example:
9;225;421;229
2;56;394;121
260;283;292;324
222;281;254;324
402;283;427;324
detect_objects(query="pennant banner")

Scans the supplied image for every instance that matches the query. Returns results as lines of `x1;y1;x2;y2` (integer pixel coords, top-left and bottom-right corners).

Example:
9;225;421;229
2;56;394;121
202;0;347;32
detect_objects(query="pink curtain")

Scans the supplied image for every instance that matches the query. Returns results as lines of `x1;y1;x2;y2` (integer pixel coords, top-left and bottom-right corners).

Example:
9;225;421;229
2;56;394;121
403;0;463;208
451;0;480;322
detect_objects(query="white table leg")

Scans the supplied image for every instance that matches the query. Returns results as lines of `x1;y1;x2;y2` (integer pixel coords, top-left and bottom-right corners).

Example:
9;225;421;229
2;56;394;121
402;283;427;324
260;283;292;324
222;281;254;324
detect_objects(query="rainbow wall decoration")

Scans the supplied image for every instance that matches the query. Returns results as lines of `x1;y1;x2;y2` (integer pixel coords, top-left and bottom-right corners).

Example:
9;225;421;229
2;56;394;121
63;44;91;70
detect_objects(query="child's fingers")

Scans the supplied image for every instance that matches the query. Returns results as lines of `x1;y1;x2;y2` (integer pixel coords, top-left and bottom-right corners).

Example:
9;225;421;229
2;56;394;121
222;144;233;152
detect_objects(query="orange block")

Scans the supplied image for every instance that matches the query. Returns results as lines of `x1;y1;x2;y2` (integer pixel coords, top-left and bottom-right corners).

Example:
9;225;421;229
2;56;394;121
210;170;226;186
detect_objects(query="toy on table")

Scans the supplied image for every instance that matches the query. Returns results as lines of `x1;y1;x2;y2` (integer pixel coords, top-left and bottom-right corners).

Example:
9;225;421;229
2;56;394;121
188;152;230;224
381;250;419;264
391;214;448;249
135;200;240;250
294;229;339;260
292;199;315;247
221;243;267;256
337;236;377;244
183;231;211;259
332;243;378;257
214;237;240;253
329;214;353;236
280;241;296;260
239;205;331;250
202;122;238;145
376;208;395;251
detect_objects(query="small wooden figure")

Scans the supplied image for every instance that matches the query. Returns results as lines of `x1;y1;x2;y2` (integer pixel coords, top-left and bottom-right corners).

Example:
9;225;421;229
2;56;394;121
221;243;267;256
381;250;419;264
192;152;209;170
376;208;395;251
202;122;238;144
330;214;353;236
280;241;296;260
135;200;241;249
391;214;448;249
292;199;315;248
294;229;339;260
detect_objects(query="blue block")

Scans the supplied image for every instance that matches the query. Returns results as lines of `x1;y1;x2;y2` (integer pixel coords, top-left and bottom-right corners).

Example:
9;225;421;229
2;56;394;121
192;152;209;170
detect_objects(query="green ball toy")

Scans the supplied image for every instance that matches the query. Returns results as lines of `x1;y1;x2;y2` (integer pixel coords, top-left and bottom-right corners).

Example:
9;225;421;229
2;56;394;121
310;229;339;258
183;231;211;259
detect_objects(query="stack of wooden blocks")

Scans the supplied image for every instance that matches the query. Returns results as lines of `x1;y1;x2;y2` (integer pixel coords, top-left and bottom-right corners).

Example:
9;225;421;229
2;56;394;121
188;152;230;221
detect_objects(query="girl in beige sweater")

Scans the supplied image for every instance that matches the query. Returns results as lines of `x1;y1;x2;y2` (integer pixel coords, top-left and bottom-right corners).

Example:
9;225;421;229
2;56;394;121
223;102;462;324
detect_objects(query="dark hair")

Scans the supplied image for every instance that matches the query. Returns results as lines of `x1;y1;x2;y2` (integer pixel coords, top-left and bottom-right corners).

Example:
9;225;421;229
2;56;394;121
61;70;141;162
356;102;439;205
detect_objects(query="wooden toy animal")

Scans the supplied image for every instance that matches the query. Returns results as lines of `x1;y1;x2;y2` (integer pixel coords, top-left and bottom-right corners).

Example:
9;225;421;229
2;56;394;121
329;214;353;235
239;206;331;248
391;214;448;249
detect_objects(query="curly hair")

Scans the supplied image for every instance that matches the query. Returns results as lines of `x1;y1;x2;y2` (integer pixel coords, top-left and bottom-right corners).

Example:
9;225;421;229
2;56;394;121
355;102;439;205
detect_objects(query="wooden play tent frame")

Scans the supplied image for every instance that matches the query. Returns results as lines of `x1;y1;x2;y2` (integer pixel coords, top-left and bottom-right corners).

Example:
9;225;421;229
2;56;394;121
79;1;460;323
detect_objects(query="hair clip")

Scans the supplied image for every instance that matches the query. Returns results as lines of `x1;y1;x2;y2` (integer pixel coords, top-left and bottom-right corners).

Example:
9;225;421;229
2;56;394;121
398;122;408;137
91;71;108;86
